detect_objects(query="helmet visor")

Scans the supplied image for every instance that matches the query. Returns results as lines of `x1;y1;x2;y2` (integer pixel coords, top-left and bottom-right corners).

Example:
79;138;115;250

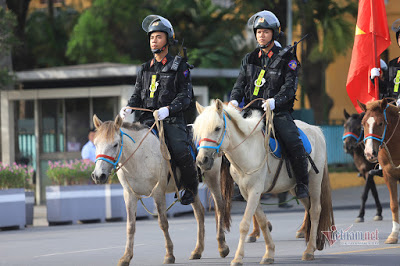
142;15;173;33
247;10;280;29
392;19;400;33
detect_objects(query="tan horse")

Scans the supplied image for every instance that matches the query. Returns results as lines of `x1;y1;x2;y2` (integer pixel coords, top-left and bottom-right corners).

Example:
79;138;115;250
193;100;334;265
358;99;400;244
91;115;231;265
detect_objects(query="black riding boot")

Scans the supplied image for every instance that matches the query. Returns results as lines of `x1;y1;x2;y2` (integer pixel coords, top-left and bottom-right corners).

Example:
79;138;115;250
289;150;310;199
177;155;199;205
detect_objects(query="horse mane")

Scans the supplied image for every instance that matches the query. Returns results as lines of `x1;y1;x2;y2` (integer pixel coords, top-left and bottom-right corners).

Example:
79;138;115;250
96;121;147;142
193;102;263;140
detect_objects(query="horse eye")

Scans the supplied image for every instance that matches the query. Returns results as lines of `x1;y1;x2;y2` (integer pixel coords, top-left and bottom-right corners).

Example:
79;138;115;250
113;143;118;148
215;126;221;132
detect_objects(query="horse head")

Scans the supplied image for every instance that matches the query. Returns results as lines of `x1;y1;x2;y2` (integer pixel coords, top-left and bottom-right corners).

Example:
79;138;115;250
342;109;364;153
193;99;227;171
91;114;123;184
358;99;390;163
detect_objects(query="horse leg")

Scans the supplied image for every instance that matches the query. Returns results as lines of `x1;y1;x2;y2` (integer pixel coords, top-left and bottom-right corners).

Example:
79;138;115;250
384;177;399;244
254;204;275;264
153;193;175;264
300;190;318;261
296;210;307;239
367;173;383;220
189;193;205;260
289;188;306;238
118;190;138;266
203;174;230;258
231;190;262;266
355;173;370;223
246;216;260;243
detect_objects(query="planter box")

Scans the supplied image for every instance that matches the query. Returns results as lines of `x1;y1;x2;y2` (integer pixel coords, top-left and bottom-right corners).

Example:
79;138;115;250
0;188;26;229
105;184;153;220
46;185;106;225
25;191;35;226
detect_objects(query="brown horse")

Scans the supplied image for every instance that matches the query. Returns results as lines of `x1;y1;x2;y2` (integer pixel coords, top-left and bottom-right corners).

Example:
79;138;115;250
358;99;400;244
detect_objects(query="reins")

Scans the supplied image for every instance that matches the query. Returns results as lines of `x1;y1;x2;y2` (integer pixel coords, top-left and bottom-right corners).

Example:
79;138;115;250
101;107;181;210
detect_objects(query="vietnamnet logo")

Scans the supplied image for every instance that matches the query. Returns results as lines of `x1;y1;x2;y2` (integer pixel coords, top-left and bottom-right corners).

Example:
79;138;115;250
322;224;379;246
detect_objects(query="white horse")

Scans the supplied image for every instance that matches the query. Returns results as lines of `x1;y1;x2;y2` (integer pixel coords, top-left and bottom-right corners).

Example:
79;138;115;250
193;100;334;265
91;115;231;265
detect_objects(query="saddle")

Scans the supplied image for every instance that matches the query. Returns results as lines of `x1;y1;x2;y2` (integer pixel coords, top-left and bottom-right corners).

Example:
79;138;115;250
266;128;319;179
269;128;312;159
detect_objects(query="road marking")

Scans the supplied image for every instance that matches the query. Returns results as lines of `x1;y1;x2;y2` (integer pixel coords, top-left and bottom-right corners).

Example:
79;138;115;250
33;244;144;258
329;246;400;255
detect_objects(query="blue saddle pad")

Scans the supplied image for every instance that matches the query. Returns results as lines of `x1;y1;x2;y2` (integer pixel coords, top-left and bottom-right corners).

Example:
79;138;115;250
269;128;312;158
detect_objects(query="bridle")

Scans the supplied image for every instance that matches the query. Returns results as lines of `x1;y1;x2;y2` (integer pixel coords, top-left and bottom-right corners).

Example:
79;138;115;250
342;129;363;143
363;104;389;148
95;129;136;168
197;112;228;155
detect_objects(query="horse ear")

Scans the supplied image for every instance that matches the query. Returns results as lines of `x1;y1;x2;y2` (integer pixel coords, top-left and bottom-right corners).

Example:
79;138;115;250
93;114;103;129
114;115;123;129
215;99;223;114
357;100;367;112
196;101;205;114
381;98;388;109
343;109;350;119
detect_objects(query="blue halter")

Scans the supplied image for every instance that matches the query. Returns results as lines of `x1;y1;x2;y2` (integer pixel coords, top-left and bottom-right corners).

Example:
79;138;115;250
342;128;363;143
95;129;136;168
197;112;227;154
363;104;388;147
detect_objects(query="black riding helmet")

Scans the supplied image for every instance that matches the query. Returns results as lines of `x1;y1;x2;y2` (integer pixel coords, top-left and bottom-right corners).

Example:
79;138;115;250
392;19;400;46
142;15;177;54
247;10;281;48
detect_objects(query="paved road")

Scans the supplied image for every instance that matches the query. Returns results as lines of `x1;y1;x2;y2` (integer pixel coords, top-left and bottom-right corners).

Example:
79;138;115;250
1;207;399;266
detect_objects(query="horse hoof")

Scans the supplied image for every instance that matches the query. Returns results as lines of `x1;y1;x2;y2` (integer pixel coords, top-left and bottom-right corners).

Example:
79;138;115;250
354;217;364;223
302;253;314;261
268;221;273;232
163;256;175;264
231;261;243;266
246;235;258;243
117;261;130;266
189;253;201;260
296;231;305;239
260;258;274;264
384;237;398;244
219;246;230;258
373;215;383;221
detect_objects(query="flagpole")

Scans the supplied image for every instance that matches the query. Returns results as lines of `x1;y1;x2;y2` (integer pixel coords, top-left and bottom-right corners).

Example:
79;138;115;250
371;0;380;100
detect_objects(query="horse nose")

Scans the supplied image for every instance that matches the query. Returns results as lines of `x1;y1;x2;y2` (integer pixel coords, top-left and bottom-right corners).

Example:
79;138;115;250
372;150;378;158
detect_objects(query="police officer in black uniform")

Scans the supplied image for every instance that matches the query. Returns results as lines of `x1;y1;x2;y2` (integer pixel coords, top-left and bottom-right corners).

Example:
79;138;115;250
120;15;198;205
371;19;400;106
229;10;309;199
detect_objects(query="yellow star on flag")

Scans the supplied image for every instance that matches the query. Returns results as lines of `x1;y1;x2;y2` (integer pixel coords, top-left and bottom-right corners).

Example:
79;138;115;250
355;25;366;35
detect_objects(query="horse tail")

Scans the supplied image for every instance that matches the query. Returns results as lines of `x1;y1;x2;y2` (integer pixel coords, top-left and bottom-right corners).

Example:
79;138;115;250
311;160;334;250
220;155;234;232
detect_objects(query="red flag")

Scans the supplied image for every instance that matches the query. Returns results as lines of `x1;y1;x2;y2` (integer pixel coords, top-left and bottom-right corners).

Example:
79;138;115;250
346;0;391;113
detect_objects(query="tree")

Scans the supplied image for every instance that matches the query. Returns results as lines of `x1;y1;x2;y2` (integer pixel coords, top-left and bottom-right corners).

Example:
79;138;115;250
296;0;357;123
0;1;17;88
6;0;30;71
67;0;150;64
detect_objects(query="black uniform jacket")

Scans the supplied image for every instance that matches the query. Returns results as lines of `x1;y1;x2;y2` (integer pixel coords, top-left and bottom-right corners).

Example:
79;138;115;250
230;45;299;112
128;53;192;122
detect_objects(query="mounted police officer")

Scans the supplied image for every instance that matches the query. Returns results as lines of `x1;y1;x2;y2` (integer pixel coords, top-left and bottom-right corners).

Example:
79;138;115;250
229;10;309;199
119;15;198;205
371;19;400;106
